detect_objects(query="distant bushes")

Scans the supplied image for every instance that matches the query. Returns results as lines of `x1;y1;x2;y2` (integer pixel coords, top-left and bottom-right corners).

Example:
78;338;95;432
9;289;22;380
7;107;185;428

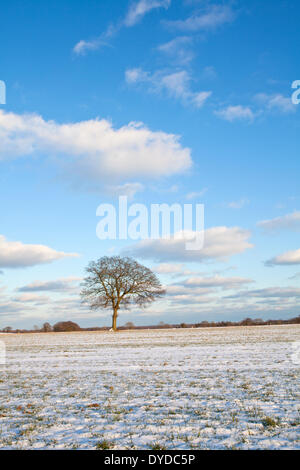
42;322;52;332
53;321;81;332
123;322;135;329
1;315;299;333
193;316;300;328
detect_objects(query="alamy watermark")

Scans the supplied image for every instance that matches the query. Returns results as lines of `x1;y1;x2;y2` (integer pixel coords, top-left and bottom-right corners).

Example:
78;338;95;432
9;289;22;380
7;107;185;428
0;80;6;105
291;80;300;105
96;196;205;251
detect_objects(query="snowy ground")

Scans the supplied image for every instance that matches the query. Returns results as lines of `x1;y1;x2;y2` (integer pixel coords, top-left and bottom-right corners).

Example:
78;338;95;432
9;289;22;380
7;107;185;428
0;325;299;449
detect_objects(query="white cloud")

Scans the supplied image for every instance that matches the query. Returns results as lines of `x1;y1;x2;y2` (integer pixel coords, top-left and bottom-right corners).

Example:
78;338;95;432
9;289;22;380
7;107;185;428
105;182;144;200
0;298;34;317
161;71;211;107
158;36;194;64
192;91;212;108
258;211;300;232
161;71;189;97
73;23;117;56
255;93;296;114
154;263;184;274
166;284;212;296
0;110;192;184
125;68;150;84
215;105;255;122
166;283;215;305
202;66;217;80
266;248;300;266
163;274;253;308
288;272;300;281
0;235;78;269
17;277;81;293
183;275;253;289
125;0;171;27
165;5;235;32
158;36;191;53
227;287;300;300
74;1;171;55
73;39;107;55
224;198;249;209
186;188;208;200
124;226;253;262
13;294;50;304
215;93;295;124
167;293;214;305
125;68;212;108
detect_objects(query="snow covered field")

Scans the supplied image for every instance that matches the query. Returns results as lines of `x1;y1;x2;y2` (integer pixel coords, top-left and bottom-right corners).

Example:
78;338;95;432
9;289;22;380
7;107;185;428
0;325;299;449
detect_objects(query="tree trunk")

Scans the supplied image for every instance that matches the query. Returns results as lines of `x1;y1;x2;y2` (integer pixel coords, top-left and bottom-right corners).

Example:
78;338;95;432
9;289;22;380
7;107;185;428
112;307;118;331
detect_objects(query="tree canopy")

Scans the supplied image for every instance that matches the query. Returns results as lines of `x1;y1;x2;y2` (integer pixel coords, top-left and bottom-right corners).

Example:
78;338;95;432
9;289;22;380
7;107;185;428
81;256;165;331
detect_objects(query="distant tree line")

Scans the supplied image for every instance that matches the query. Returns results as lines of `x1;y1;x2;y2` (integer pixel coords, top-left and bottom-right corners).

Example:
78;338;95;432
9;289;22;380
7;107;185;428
1;315;300;333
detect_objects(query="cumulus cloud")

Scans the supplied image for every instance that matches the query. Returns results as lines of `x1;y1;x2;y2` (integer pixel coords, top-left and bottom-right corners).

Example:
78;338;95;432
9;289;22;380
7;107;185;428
165;5;235;31
215;105;255;122
265;248;300;266
0;110;191;184
0;235;78;269
258;211;300;232
124;226;253;262
125;68;211;108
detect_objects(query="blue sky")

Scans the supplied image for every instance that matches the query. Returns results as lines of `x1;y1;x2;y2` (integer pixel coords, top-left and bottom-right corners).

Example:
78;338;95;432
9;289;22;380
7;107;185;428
0;0;299;328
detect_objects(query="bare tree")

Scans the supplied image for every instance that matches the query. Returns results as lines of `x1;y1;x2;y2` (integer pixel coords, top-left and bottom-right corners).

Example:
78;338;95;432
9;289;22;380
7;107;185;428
81;256;165;331
42;322;52;332
2;326;12;333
